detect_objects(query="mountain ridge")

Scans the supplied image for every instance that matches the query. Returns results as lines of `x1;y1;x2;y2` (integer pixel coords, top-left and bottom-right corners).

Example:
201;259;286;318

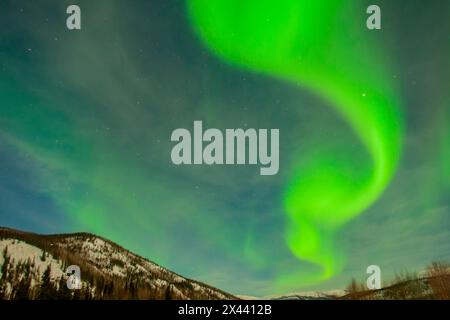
0;226;237;300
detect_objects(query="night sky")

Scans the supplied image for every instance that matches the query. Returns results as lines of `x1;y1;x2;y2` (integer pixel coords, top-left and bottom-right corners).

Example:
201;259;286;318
0;0;449;296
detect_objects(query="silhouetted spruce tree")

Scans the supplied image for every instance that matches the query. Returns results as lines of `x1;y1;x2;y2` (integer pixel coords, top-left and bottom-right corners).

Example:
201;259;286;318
165;284;172;300
0;248;10;299
57;276;72;300
83;286;93;300
96;277;105;298
102;281;113;298
38;265;56;300
14;274;31;300
72;286;82;300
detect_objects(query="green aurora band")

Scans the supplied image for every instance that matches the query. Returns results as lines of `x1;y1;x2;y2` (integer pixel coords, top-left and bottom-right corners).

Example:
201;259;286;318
187;0;404;284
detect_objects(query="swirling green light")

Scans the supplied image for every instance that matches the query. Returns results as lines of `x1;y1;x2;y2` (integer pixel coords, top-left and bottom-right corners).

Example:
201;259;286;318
187;0;404;285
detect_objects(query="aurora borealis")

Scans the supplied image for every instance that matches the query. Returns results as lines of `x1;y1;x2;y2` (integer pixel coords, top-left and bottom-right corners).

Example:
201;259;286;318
188;0;404;285
0;0;449;296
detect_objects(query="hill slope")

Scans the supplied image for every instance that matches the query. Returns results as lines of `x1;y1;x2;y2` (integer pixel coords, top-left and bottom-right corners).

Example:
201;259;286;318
0;227;236;300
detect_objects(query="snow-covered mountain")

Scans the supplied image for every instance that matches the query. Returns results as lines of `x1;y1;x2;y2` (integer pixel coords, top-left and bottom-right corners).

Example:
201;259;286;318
265;290;346;300
0;226;236;300
238;290;346;300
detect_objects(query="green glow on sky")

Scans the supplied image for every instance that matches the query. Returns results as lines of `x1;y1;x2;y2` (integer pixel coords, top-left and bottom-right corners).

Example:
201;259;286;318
1;0;448;296
187;0;404;286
